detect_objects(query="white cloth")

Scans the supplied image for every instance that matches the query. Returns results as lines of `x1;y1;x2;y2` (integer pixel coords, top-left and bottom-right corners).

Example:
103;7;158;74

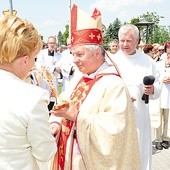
161;85;170;108
160;64;170;108
152;59;170;140
36;49;62;94
36;49;62;73
51;62;141;169
113;50;161;170
160;53;166;60
151;59;170;109
0;70;57;170
60;49;74;79
60;49;81;92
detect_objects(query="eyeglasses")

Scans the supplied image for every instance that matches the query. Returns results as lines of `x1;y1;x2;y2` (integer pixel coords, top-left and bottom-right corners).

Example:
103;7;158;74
158;49;164;51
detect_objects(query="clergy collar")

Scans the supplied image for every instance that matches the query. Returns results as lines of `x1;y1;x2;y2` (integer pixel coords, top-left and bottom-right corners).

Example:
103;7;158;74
48;50;54;56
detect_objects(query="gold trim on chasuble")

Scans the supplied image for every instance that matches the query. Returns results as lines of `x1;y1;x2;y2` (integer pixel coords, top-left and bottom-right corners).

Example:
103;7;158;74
56;76;98;170
53;74;118;170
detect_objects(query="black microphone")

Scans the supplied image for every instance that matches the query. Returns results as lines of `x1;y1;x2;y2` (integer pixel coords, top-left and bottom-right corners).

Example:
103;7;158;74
142;76;155;104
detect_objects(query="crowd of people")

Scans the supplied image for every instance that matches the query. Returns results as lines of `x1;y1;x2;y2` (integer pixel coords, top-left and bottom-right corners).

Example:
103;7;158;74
107;33;170;154
0;3;170;170
142;42;170;151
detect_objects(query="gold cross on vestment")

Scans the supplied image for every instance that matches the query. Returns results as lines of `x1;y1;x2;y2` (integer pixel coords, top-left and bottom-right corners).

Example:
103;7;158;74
89;33;95;39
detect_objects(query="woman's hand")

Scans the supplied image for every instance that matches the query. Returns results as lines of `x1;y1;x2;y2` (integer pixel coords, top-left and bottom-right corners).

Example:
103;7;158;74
50;122;61;136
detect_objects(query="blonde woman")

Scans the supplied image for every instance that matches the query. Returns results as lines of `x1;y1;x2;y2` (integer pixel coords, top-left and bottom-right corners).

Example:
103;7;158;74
0;15;57;170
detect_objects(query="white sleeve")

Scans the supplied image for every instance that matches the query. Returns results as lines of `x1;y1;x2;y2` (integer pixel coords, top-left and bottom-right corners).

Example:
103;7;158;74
27;91;57;162
49;114;63;124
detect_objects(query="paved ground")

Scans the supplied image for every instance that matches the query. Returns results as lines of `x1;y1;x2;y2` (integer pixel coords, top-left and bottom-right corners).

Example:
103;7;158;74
152;129;170;170
152;146;170;170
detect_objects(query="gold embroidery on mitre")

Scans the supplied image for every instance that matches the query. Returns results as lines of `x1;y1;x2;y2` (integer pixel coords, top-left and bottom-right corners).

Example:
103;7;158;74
74;29;89;36
74;37;91;45
89;32;95;39
71;4;103;46
71;36;74;43
97;34;101;40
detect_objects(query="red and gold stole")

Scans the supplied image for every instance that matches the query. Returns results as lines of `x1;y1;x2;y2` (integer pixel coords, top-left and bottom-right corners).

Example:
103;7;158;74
53;73;120;170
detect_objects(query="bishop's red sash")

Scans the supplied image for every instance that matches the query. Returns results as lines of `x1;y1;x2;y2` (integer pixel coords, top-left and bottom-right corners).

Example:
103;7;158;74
52;73;119;170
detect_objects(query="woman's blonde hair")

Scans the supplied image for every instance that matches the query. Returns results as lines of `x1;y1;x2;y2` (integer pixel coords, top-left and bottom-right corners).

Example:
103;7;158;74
0;15;43;64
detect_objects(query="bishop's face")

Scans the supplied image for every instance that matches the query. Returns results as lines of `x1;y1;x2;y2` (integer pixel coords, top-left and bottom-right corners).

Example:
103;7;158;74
71;45;104;75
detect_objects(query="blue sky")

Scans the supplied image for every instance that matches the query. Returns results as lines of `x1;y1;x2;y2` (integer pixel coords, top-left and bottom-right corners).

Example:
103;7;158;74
0;0;169;42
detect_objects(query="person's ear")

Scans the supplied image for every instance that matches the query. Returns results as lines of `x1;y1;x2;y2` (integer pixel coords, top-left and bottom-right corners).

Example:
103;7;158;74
18;55;29;67
95;47;101;57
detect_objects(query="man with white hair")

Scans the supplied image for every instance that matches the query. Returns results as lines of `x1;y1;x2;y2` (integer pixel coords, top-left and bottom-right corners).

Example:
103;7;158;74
49;5;141;170
113;24;161;170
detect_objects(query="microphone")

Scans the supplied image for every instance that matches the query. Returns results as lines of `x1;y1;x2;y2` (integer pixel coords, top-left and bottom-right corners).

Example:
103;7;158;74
142;75;155;104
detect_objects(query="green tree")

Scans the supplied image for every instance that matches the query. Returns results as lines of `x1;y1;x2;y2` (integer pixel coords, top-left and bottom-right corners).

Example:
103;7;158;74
140;12;160;25
57;31;63;46
130;18;140;25
153;26;170;44
62;24;69;45
103;18;122;45
130;12;170;44
57;25;69;46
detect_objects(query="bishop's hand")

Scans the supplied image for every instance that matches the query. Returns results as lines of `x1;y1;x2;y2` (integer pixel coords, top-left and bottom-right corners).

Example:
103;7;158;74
50;101;78;121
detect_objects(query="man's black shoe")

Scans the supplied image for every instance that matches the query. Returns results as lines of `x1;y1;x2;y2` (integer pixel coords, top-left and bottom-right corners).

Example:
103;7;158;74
155;142;163;150
162;141;169;149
